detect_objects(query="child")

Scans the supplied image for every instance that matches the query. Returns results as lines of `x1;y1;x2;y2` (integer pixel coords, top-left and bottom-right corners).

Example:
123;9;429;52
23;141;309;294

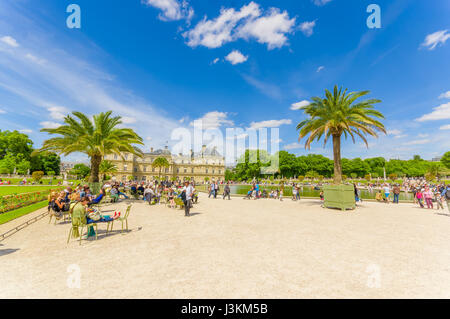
319;191;324;201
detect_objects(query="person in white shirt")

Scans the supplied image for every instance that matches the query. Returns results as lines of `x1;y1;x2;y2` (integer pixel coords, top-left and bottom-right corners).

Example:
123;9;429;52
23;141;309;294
182;181;194;216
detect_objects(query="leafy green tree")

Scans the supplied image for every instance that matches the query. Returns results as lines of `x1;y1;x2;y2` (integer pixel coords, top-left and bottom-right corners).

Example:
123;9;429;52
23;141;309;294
0;130;33;160
152;157;170;179
297;85;385;184
35;111;144;183
69;164;90;179
99;160;118;180
441;151;450;169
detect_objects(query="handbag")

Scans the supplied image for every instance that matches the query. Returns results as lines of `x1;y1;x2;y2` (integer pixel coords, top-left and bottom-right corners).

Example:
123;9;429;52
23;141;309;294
87;209;101;221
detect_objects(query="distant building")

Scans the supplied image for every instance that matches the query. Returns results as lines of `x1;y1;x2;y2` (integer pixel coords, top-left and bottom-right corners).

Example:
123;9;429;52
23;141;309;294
431;156;442;162
105;145;225;183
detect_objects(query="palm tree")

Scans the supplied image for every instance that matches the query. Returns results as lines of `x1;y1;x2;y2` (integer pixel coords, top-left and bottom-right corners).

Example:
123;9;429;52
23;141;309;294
152;157;170;179
99;160;118;181
35;111;144;183
297;85;386;184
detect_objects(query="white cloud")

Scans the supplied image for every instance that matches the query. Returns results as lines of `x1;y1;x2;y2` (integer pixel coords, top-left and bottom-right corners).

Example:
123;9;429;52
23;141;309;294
143;0;194;21
0;36;19;47
40;121;61;129
421;30;450;50
418;133;429;138
316;66;325;72
290;100;310;110
387;129;402;136
46;106;69;120
415;102;450;121
190;111;234;130
299;20;316;37
25;53;46;65
387;129;407;139
184;2;295;50
404;139;430;146
225;50;248;65
237;7;296;49
212;58;219;64
19;129;32;133
439;91;450;99
440;124;450;130
146;136;153;141
121;116;137;124
0;109;6;114
284;142;302;150
249;119;292;129
312;0;332;6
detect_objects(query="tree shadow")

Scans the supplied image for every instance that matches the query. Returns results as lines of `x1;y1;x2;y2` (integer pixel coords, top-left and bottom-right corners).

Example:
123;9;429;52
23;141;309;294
0;248;19;257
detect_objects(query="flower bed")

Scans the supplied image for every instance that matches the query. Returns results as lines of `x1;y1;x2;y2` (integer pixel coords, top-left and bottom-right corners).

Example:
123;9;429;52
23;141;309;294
0;188;62;214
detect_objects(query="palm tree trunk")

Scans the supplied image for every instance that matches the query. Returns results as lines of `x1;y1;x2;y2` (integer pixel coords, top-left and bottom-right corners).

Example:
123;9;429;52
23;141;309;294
332;134;342;184
89;155;102;183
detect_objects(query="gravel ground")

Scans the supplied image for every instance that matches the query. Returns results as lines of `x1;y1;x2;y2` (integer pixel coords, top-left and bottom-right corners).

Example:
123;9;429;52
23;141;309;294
1;193;449;299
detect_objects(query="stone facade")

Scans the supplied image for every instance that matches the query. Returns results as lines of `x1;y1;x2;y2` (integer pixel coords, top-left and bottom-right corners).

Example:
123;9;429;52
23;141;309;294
105;145;225;183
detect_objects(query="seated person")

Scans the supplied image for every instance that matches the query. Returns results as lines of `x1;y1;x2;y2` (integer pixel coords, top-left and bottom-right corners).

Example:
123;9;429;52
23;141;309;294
137;184;145;196
375;191;383;202
52;191;70;218
88;188;106;206
71;196;121;238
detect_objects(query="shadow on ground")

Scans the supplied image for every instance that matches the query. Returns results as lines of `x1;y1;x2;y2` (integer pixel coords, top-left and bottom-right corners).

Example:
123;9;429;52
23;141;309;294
0;248;19;257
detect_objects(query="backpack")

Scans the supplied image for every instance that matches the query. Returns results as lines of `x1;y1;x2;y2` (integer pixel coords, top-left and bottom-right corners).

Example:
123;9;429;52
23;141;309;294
446;189;450;200
180;191;186;201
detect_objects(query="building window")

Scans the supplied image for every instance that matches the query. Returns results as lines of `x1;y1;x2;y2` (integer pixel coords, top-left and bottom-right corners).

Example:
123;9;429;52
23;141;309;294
125;154;128;160
143;166;147;172
191;168;194;173
134;167;137;173
206;169;208;174
184;168;187;173
219;170;221;174
124;165;127;171
177;168;179;173
212;169;215;174
152;168;155;172
165;168;169;173
114;154;118;160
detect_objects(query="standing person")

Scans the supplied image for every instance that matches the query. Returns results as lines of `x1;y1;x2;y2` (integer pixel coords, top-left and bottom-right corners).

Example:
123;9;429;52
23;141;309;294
182;181;194;217
296;185;301;201
292;184;297;201
353;183;360;202
223;183;231;200
435;189;444;211
208;182;214;198
214;182;219;199
393;184;401;204
280;182;284;201
423;186;433;209
416;189;424;208
442;185;450;213
383;184;390;204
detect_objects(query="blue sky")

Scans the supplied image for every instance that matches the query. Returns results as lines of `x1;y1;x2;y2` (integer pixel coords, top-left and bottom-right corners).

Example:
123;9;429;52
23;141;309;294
0;0;449;163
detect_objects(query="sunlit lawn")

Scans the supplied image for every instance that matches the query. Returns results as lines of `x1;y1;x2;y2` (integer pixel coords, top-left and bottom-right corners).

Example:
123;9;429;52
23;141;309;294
0;186;62;196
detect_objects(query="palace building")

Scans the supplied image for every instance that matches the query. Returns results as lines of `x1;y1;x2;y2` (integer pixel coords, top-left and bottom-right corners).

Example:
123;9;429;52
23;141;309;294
105;145;225;183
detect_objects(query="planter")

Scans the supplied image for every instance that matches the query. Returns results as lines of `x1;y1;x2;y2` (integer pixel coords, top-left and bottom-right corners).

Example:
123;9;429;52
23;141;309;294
323;184;355;211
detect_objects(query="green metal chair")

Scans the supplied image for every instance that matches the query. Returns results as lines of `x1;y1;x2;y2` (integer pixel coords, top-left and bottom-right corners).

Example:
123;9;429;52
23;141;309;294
67;220;98;245
108;205;132;234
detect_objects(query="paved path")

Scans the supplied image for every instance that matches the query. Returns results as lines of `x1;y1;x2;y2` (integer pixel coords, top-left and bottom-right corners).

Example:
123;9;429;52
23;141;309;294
1;194;449;298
